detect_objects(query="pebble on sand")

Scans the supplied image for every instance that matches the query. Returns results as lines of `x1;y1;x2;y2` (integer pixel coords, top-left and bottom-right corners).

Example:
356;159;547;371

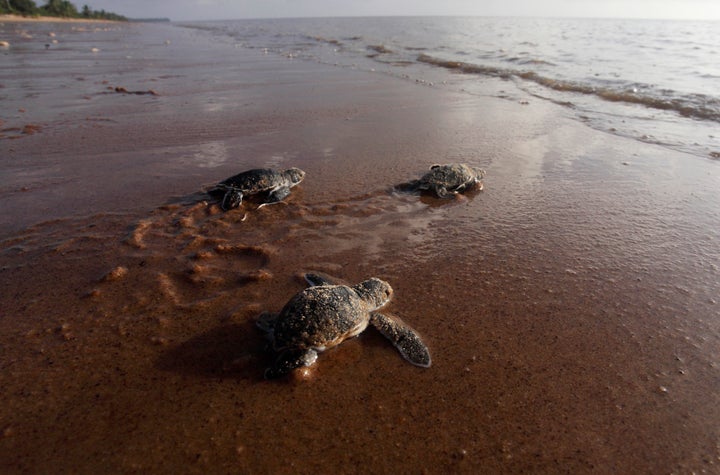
102;266;129;282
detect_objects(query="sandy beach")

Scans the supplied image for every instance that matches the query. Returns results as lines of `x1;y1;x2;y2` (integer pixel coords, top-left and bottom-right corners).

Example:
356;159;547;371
0;14;120;23
1;20;719;474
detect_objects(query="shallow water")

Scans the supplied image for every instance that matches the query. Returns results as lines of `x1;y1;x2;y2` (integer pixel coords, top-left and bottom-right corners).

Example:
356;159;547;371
181;16;720;159
1;20;720;473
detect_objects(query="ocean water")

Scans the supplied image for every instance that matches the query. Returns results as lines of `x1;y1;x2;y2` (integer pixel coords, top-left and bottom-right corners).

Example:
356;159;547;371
181;16;720;160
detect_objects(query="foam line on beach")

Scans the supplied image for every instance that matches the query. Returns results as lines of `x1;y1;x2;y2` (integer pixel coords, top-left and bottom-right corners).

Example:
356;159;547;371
416;53;720;123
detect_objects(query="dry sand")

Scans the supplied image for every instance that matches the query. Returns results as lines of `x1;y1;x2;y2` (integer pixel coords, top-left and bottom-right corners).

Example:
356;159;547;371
1;20;719;474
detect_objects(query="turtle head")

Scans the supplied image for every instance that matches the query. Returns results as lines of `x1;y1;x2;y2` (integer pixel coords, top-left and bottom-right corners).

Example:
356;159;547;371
285;167;306;185
354;278;393;311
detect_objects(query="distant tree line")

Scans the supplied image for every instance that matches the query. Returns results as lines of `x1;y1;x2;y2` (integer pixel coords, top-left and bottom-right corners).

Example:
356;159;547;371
1;0;127;21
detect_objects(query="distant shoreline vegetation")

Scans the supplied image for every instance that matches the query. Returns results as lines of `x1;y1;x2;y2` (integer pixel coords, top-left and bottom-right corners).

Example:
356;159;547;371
131;18;171;23
0;0;128;21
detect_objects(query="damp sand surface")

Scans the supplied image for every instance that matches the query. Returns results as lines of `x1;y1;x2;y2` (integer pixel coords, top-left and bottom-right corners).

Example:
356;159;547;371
1;22;720;474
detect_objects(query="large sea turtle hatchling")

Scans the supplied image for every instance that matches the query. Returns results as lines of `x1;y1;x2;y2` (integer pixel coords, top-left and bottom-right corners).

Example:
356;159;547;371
397;163;485;198
256;273;431;379
208;167;305;211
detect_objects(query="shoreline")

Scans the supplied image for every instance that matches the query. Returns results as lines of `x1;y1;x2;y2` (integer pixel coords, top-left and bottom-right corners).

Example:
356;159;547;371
0;13;122;23
1;20;719;473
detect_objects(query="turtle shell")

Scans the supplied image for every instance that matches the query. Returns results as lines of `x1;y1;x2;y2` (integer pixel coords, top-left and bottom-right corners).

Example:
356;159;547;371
420;163;482;188
271;285;370;351
218;168;286;194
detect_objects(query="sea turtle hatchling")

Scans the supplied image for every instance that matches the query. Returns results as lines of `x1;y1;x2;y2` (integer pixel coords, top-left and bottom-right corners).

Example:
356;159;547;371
208;167;305;211
397;163;485;198
256;273;431;379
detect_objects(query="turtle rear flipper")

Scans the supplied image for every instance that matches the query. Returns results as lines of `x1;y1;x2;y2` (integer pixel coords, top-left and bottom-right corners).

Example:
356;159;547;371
370;312;431;368
256;311;279;334
395;179;422;192
265;348;318;379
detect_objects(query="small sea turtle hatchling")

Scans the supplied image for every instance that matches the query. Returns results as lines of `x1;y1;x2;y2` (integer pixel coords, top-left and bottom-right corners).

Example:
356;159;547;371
256;273;431;379
397;163;485;198
208;167;305;211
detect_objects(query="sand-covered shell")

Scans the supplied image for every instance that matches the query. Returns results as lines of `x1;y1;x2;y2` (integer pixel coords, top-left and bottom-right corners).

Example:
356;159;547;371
208;167;305;210
398;163;484;197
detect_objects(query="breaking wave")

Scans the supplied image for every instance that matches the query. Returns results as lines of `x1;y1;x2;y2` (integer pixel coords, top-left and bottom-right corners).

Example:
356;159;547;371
416;54;720;123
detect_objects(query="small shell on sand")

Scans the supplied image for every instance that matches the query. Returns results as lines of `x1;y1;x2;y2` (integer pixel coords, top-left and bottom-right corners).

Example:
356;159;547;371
102;266;129;282
91;47;100;53
0;41;9;48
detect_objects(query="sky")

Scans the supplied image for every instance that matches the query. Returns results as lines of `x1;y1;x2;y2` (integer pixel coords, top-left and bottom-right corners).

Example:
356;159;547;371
81;0;720;22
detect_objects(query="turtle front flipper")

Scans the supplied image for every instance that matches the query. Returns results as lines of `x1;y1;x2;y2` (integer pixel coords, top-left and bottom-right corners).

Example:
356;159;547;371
454;182;468;194
221;189;244;210
257;186;291;208
434;185;450;198
265;348;318;379
370;312;431;368
304;272;349;287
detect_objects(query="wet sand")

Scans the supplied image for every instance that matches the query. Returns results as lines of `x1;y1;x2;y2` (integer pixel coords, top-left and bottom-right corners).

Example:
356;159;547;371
2;21;720;474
